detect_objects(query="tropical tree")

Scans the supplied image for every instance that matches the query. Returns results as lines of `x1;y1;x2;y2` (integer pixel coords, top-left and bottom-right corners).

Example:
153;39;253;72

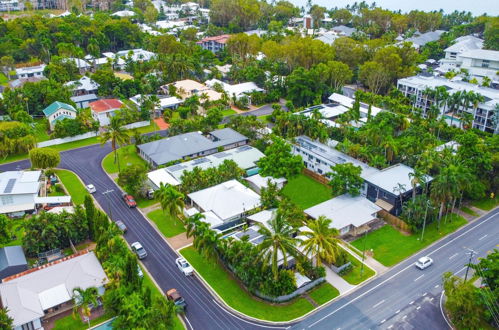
258;135;304;178
99;116;130;173
256;212;300;279
72;287;99;326
154;183;185;225
327;163;363;196
0;214;11;245
0;307;13;329
430;165;461;227
300;216;341;267
29;148;60;169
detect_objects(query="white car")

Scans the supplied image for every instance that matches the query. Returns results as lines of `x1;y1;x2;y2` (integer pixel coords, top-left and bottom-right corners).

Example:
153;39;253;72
415;256;433;270
175;257;194;276
131;242;148;259
86;184;96;194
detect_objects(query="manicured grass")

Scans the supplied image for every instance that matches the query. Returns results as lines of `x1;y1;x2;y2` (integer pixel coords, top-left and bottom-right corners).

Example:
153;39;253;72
54;169;90;205
180;246;315;321
307;282;339;306
461;206;479;217
351;214;468;267
0;221;24;248
33;118;50;142
471;195;499;211
257;114;272;123
147;209;185;237
52;312;112;330
0;72;8;85
135;121;160;134
136;197;158;208
102;145;148;174
281;174;332;209
340;250;375;285
222;109;237;116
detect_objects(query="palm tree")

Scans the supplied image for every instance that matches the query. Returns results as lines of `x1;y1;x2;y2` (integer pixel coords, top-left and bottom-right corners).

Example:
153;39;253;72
256;212;300;280
431;165;460;228
99;116;130;173
409;169;426;202
72;287;99;327
154;183;185;225
300;216;341;267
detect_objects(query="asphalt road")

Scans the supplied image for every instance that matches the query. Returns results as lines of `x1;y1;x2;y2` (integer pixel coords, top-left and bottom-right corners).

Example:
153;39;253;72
1;142;497;330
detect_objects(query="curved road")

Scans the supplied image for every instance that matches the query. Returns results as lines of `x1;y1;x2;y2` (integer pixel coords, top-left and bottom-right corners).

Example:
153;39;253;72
1;142;497;330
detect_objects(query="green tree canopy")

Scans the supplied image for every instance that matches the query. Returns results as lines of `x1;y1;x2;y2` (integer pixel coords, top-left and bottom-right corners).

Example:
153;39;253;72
29;147;60;169
258;136;304;178
327;163;363;196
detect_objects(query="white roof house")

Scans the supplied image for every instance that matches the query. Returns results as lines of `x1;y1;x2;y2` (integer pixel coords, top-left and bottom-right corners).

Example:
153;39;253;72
205;79;264;100
363;164;431;196
15;64;46;79
115;49;156;62
129;94;183;110
188;179;261;223
245;174;287;194
315;31;340;45
0;251;107;329
147;168;181;189
304;194;381;235
0;171;41;215
112;9;135;17
64;76;99;94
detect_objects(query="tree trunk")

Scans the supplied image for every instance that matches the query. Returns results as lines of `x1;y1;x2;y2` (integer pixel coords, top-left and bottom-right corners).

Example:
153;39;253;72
438;201;444;229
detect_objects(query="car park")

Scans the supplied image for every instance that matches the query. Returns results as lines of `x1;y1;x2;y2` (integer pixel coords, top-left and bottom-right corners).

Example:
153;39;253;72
131;242;147;259
166;288;186;310
115;220;127;233
175;257;194;276
122;193;137;208
86;184;96;194
415;256;433;270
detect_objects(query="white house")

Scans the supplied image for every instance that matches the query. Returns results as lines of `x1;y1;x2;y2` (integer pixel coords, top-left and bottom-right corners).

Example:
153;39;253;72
439;35;484;72
115;48;156;62
89;99;124;126
205;79;264;101
42;101;78;130
65;76;100;96
0;171;41;216
0;250;108;330
112;9;135;17
180;1;199;13
15;64;46;79
245;174;287;194
457;49;499;82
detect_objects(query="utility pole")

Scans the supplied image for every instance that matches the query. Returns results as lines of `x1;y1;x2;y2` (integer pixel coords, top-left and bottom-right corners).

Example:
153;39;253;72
464;248;476;282
102;189;114;220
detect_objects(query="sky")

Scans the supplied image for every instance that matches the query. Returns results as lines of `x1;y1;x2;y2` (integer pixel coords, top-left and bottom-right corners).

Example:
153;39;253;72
288;0;499;16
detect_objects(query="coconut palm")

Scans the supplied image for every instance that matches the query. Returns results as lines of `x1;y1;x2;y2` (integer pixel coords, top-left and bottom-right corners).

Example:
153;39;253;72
431;165;461;228
154;183;185;225
409;169;426;201
72;287;99;326
99;115;130;173
256;212;300;280
300;216;341;267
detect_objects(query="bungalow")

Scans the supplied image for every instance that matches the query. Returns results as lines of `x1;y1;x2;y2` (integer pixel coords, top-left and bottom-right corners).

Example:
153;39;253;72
42;101;78;130
205;79;264;102
89;99;124;126
65;58;92;73
15;64;46;79
245;174;287;194
0;250;108;330
0;246;28;281
129;94;182;116
115;48;156;62
304;194;381;235
164;79;222;102
197;34;230;53
187;179;261;230
65;76;99;96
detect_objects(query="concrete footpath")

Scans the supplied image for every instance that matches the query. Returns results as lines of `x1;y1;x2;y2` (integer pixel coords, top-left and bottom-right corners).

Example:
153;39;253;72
324;266;355;294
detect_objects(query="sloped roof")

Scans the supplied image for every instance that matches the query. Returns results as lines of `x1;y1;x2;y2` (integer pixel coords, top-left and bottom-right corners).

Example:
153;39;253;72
0;171;41;196
364;163;432;195
445;35;483;53
42;101;77;117
51;114;75;124
65;76;99;92
0;246;27;272
197;34;231;44
89;99;123;113
458;49;499;62
406;30;445;47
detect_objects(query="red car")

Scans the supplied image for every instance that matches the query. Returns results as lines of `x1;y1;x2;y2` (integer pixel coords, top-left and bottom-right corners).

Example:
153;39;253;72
122;193;137;208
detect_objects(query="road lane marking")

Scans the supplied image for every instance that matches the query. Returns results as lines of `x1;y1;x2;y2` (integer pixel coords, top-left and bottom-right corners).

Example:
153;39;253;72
440;291;453;329
422;292;427;296
395;309;400;314
430;297;434;302
435;285;440;288
380;319;386;324
414;275;424;282
402;315;407;320
449;253;459;259
416;306;421;310
307;212;497;328
409;301;414;305
372;300;385;309
387;325;393;329
184;316;193;330
479;234;488;240
211;299;287;329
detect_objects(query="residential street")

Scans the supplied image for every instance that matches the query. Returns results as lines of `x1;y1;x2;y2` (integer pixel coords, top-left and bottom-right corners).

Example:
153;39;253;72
1;144;497;330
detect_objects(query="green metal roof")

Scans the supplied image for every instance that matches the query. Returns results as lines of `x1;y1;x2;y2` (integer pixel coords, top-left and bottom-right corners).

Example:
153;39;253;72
42;101;76;117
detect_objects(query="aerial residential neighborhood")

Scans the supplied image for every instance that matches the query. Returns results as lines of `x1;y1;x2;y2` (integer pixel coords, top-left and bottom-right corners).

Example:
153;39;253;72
0;1;498;330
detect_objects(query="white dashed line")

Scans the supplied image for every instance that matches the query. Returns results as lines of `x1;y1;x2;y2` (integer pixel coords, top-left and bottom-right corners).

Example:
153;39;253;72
402;315;407;320
416;306;421;310
479;234;488;240
387;325;393;329
380;319;386;324
372;300;386;309
395;309;400;314
414;274;425;282
449;253;459;259
422;292;427;296
435;285;440;288
429;297;434;302
409;301;415;305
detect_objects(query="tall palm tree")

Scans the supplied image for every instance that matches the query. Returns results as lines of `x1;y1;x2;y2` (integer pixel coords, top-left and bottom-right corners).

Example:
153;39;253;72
72;287;99;327
300;216;341;267
431;165;460;228
256;212;300;280
99;116;130;173
409;169;426;202
154;183;185;225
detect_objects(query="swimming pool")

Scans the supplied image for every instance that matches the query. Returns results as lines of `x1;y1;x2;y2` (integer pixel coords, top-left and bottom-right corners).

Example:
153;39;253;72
91;318;114;330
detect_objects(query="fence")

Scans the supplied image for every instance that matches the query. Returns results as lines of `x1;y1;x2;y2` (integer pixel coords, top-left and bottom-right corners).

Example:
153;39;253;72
122;120;150;130
303;168;329;185
379;210;411;234
254;278;325;303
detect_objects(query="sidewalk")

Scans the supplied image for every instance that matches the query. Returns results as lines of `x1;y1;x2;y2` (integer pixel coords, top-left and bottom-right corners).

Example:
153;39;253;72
341;243;389;275
324;266;355;294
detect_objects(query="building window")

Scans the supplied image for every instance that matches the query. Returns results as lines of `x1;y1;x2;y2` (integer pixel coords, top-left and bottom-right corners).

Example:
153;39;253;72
482;60;490;68
1;196;14;205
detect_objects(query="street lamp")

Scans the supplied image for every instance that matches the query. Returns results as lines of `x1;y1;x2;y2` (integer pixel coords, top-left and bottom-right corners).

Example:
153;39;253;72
102;189;114;220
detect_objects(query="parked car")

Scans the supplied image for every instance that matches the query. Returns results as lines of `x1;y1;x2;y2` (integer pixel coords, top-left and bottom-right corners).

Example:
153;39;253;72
122;193;137;208
166;288;186;310
175;257;194;276
115;220;127;233
131;242;147;259
137;265;144;278
147;189;155;200
415;256;433;270
86;184;96;194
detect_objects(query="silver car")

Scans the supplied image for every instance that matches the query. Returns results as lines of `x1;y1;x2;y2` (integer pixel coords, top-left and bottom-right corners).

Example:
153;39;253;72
131;242;147;259
415;256;433;270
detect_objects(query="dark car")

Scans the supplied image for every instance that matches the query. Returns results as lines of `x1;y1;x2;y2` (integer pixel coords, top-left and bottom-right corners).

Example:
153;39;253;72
166;288;186;310
122;193;137;208
115;220;127;233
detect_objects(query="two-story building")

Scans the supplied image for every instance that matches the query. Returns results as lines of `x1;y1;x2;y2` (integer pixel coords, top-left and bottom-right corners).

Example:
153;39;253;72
15;64;46;79
438;35;484;72
457;49;499;83
0;171;41;216
197;34;230;53
42;101;78;131
89;99;124;126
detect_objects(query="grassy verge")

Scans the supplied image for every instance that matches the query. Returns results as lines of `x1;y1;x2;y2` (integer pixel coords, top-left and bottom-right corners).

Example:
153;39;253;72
54;169;90;205
471;195;499;211
52;312;112;330
33;118;50;142
147;209;185;237
180;246;315;321
281;173;332;209
352;214;468;267
222;109;237;116
461;206;479;217
340;250;375;285
0;72;8;85
307;283;339;306
102;145;148;174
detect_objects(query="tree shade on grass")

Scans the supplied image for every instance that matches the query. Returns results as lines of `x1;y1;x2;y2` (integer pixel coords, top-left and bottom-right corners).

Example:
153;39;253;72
460;206;479;217
221;109;237;116
351;214;468;267
0;222;24;248
147;209;186;238
54;169;90;205
340;250;376;285
52;312;112;330
281;174;332;209
102;145;148;174
180;246;315;321
307;283;340;305
471;195;499;211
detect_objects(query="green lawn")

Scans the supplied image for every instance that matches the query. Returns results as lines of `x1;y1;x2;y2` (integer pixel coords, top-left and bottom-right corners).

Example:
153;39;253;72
33;118;50;142
52;312;112;330
340;250;376;285
352;214;468;267
134;121;160;134
54;169;90;205
222;109;237;116
136;197;158;208
257;114;272;123
0;72;8;85
180;246;315;321
461;206;479;217
471;195;499;211
0;221;24;248
147;209;185;237
307;282;339;306
281;174;332;209
102;145;148;174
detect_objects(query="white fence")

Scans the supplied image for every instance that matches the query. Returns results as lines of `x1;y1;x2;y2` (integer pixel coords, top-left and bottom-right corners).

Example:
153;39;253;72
37;121;151;148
